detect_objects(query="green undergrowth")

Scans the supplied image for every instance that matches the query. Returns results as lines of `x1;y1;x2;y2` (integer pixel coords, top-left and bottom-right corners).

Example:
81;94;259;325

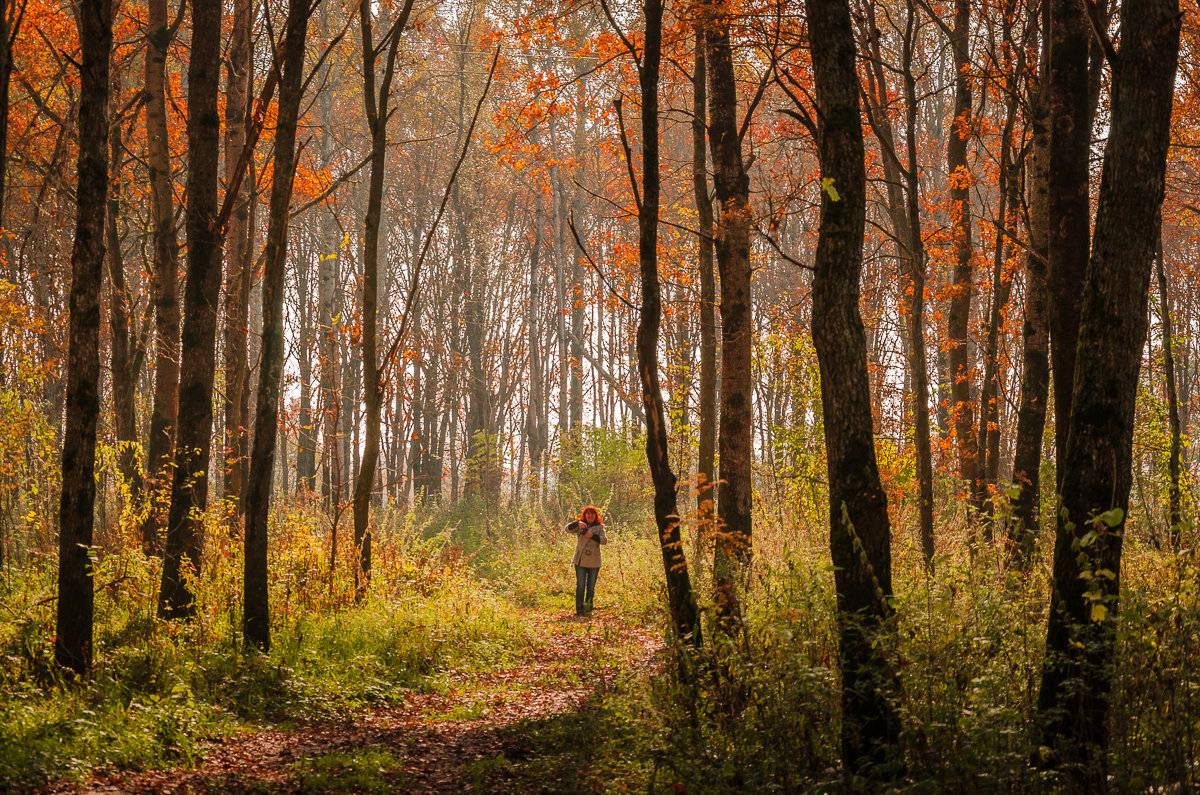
290;746;406;794
0;501;544;791
505;534;1200;793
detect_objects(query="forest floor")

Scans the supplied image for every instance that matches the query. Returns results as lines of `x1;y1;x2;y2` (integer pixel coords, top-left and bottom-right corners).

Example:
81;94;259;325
51;605;662;795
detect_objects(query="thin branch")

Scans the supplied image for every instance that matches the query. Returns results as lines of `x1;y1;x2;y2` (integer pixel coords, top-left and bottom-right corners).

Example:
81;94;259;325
1080;0;1117;66
568;212;638;311
613;96;642;212
598;0;640;67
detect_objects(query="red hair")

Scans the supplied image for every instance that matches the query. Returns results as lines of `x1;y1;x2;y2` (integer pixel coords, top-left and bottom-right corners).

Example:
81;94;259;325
579;505;603;524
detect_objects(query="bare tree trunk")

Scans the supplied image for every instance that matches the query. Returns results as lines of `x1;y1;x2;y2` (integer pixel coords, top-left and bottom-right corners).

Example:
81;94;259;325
902;0;935;568
1046;0;1090;484
141;0;180;554
1157;241;1184;550
693;25;717;549
56;0;111;676
158;0;223;620
706;2;753;625
222;0;252;513
1036;0;1179;778
945;0;977;512
1008;22;1050;567
629;0;700;646
807;0;901;774
243;0;314;650
352;0;413;601
106;119;143;499
976;75;1019;537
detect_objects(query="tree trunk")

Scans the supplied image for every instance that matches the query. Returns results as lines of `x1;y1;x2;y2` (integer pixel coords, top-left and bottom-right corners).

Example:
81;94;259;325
1046;0;1090;484
807;0;901;774
706;3;753;625
106;120;143;500
353;0;412;602
945;0;978;514
1157;242;1184;550
693;25;717;549
141;0;180;554
1008;29;1050;567
242;0;314;651
902;0;935;568
56;0;111;676
976;80;1019;537
632;0;700;646
1036;0;1179;778
222;0;252;513
158;0;223;620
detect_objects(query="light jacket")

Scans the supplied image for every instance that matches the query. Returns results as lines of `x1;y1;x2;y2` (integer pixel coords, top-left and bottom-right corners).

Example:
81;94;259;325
567;519;607;568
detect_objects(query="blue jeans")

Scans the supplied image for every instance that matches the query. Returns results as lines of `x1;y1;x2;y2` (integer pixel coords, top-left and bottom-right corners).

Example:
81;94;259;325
575;565;599;615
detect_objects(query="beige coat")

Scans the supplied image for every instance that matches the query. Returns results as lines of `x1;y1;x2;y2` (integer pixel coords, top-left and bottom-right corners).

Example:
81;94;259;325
567;520;608;568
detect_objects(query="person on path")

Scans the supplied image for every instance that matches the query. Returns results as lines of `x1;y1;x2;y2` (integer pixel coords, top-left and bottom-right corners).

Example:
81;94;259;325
565;505;607;617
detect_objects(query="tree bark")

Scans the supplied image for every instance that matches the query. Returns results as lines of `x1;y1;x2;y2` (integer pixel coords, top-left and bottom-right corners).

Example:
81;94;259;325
56;0;111;676
141;0;180;554
158;0;224;620
807;0;901;774
1157;242;1184;550
1046;0;1090;485
106;119;143;500
693;25;717;550
706;2;753;625
902;0;935;568
222;0;253;513
630;0;700;646
242;0;314;650
1008;27;1050;567
352;0;413;601
1036;0;1179;778
945;0;978;514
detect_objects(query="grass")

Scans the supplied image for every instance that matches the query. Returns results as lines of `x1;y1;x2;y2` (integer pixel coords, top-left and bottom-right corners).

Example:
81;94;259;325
290;746;405;794
5;485;1200;792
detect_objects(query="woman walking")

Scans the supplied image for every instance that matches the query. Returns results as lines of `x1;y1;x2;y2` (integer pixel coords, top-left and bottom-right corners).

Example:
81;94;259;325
565;505;607;616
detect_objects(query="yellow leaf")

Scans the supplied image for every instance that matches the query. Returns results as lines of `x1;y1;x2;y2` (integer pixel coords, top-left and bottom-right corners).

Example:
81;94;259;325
821;177;840;202
1091;603;1108;623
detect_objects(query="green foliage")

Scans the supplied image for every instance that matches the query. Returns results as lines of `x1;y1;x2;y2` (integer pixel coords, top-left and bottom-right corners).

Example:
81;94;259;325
0;507;537;790
556;425;653;526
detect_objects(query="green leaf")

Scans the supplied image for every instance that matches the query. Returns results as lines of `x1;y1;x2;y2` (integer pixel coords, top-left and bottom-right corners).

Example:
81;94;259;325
1096;508;1124;528
821;177;840;202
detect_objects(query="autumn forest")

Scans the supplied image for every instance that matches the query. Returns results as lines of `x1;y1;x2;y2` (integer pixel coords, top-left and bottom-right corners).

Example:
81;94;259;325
2;0;1199;790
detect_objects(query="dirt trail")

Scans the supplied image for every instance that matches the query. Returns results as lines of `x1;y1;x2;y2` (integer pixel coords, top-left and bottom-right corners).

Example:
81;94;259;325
66;608;660;794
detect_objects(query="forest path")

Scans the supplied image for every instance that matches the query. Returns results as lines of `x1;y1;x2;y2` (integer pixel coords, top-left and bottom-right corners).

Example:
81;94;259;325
72;606;661;794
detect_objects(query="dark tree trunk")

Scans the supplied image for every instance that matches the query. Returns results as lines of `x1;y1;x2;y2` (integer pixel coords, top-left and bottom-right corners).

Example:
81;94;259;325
158;0;223;620
693;26;717;546
706;3;753;624
242;0;314;651
1036;0;1179;779
631;0;700;646
976;81;1019;537
1008;29;1050;567
945;0;978;514
222;0;252;513
806;0;901;774
141;0;180;554
106;120;143;499
56;0;111;676
1046;0;1090;484
352;0;413;602
902;0;935;568
1157;244;1184;550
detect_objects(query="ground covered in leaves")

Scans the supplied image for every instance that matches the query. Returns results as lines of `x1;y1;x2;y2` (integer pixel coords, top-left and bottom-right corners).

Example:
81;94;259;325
44;607;660;794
